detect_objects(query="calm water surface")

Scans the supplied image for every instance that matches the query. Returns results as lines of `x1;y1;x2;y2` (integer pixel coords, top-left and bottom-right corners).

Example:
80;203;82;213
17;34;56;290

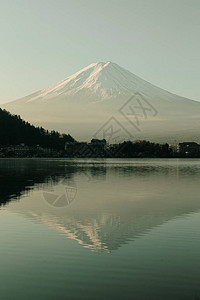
0;158;200;300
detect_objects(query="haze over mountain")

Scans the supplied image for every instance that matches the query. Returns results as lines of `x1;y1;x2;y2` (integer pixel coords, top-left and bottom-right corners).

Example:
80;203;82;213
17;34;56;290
2;62;200;143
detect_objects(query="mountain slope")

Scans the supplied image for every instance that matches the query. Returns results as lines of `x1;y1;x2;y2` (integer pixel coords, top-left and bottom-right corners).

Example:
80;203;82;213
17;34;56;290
2;62;200;142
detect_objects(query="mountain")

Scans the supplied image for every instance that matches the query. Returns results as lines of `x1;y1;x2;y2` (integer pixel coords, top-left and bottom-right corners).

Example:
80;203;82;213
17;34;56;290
2;62;200;142
0;108;74;148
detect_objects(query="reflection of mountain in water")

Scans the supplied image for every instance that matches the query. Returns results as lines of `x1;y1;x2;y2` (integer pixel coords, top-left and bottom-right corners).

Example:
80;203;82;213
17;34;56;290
2;159;200;252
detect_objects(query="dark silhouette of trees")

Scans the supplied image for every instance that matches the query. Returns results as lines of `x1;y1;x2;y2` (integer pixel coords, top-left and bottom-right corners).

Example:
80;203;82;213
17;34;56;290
0;108;75;149
109;140;171;158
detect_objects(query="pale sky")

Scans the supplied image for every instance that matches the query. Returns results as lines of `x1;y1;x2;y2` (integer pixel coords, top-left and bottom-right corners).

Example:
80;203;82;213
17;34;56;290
0;0;199;104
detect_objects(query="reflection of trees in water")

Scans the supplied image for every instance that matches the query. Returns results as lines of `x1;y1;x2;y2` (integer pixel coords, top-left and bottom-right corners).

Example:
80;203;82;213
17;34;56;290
0;159;109;206
1;158;200;208
0;159;73;206
110;164;200;178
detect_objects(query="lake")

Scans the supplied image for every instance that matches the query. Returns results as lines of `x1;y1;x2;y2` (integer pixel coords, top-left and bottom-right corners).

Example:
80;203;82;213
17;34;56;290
0;158;200;300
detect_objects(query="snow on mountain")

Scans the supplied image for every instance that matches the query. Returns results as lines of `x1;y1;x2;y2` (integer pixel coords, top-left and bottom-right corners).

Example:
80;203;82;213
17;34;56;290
2;62;200;142
8;61;184;104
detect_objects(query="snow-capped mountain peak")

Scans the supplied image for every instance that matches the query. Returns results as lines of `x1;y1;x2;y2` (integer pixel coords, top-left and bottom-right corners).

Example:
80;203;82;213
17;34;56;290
26;61;143;103
2;61;200;143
